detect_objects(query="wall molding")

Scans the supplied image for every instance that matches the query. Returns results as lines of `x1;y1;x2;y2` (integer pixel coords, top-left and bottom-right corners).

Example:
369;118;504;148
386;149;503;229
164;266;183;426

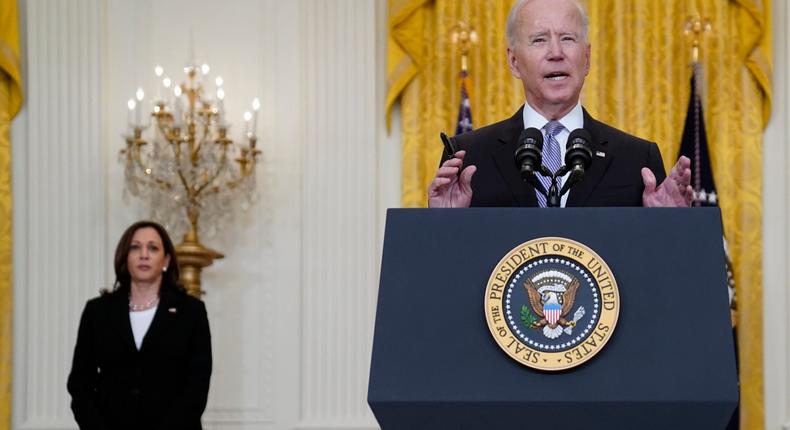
763;0;790;428
12;0;106;427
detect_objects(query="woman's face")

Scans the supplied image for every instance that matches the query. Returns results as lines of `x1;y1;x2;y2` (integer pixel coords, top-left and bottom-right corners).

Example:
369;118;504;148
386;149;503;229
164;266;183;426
127;227;171;286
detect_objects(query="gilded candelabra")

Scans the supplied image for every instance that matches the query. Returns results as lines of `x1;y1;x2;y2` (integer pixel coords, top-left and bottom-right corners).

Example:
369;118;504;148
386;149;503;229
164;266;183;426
121;60;261;297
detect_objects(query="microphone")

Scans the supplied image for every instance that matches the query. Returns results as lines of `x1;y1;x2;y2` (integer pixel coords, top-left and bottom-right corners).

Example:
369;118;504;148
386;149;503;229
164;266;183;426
559;128;593;196
514;127;549;195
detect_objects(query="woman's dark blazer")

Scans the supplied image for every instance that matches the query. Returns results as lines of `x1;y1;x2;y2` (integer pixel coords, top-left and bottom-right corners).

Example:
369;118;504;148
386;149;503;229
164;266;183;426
67;287;212;430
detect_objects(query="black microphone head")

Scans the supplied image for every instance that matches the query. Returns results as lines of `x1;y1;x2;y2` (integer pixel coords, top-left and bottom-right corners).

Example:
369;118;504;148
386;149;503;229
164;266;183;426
520;127;544;149
565;128;593;170
515;127;544;177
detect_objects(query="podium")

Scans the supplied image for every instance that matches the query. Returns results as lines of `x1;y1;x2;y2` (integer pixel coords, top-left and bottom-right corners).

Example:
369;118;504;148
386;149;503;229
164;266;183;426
368;208;737;430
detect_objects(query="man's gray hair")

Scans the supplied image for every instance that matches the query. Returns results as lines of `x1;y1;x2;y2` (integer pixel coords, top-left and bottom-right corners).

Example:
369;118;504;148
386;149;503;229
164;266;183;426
506;0;589;47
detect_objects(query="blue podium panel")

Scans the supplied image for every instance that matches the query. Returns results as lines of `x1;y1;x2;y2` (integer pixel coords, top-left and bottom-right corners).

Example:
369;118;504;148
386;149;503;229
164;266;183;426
368;208;737;430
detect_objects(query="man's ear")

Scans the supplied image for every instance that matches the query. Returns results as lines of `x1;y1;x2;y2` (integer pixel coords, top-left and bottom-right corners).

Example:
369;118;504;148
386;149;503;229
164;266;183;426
507;47;521;79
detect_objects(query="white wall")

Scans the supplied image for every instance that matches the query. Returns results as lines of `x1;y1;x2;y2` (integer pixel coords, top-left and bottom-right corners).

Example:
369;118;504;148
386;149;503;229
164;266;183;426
763;0;790;428
11;0;394;429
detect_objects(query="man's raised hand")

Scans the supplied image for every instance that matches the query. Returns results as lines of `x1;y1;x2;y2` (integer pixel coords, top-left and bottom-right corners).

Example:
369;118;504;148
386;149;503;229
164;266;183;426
428;151;476;208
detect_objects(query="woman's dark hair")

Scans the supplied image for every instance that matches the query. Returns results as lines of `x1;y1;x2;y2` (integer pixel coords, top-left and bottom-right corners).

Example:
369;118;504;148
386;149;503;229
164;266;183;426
106;220;184;295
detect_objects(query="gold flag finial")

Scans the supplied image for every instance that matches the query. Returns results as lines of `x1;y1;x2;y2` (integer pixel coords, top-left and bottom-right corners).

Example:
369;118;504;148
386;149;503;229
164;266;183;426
684;15;713;63
449;21;478;73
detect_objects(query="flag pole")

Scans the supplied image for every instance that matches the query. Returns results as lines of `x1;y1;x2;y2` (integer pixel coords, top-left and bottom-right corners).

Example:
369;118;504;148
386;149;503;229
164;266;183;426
684;13;736;329
683;14;713;203
449;21;478;135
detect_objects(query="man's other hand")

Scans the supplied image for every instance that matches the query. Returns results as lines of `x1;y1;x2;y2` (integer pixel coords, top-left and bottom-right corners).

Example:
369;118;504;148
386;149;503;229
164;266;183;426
428;151;476;208
642;155;693;207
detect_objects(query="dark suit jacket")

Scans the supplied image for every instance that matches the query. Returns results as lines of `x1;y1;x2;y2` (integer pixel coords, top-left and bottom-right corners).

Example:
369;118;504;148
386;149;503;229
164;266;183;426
451;107;667;207
67;288;212;430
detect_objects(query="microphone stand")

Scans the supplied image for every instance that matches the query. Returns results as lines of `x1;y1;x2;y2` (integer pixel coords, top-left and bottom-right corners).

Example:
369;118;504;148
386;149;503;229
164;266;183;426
522;162;587;208
535;165;571;208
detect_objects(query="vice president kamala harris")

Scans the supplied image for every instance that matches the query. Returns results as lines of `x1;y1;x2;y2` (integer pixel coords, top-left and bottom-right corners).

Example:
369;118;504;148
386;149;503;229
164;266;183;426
68;221;212;430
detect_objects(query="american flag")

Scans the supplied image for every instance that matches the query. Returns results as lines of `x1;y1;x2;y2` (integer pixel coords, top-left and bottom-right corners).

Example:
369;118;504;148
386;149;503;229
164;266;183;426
455;70;473;135
677;62;739;430
677;64;736;317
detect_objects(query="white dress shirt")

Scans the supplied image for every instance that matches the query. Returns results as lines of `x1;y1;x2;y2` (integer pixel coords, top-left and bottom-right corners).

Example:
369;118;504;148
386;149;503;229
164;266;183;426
130;306;157;350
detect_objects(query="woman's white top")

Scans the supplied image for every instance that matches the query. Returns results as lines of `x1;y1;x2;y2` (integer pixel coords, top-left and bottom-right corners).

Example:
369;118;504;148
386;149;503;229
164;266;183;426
129;306;157;350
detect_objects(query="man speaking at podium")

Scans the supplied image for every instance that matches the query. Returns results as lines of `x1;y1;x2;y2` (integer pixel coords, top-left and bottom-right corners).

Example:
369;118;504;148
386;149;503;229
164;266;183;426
428;0;693;209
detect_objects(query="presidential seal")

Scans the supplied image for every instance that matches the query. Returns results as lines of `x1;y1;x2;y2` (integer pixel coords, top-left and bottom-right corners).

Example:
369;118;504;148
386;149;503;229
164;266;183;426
484;237;619;371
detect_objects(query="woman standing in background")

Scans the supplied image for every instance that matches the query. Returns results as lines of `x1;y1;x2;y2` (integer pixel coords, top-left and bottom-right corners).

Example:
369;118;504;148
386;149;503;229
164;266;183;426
68;220;212;430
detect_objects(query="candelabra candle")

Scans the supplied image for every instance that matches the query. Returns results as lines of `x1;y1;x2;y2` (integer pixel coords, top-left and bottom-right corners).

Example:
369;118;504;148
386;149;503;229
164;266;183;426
216;87;225;127
173;86;183;125
162;76;172;104
243;111;252;139
135;87;145;125
200;63;210;91
155;65;164;100
127;99;136;128
252;98;260;138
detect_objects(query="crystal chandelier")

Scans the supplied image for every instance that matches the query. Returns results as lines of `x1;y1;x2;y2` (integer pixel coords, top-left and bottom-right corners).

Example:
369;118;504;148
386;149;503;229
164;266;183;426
121;59;261;296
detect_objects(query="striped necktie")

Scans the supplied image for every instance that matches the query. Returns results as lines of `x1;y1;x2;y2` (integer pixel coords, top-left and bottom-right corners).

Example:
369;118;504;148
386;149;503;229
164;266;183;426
536;121;564;207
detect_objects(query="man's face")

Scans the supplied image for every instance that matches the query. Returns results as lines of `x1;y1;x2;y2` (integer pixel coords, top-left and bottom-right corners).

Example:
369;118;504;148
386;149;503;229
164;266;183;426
507;0;590;119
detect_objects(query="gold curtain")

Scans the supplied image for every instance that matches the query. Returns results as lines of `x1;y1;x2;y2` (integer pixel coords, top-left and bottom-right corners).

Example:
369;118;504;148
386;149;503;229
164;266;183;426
387;0;524;205
0;0;22;428
387;0;770;428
